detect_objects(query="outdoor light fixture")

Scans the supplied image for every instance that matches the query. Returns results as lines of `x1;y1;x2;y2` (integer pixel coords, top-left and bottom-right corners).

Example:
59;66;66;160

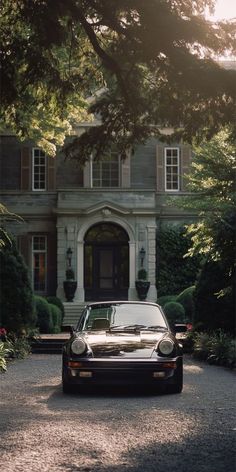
66;247;73;267
139;247;146;267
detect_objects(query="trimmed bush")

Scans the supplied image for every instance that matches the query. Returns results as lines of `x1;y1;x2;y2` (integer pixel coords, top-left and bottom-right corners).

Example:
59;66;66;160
35;296;53;333
163;301;186;323
0;241;36;333
176;286;195;322
49;303;62;333
46;296;65;322
157;295;177;307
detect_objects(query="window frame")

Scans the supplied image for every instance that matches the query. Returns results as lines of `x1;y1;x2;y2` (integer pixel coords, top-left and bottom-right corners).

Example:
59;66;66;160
164;147;180;192
32;148;47;191
91;152;121;188
32;235;47;293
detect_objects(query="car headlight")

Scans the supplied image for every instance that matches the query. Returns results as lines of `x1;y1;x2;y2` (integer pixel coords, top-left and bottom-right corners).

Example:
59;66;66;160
158;339;174;356
71;337;87;355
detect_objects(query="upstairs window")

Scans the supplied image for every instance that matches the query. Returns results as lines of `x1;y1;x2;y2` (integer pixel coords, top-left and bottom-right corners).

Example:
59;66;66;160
32;235;47;292
32;148;46;191
165;147;180;191
92;153;120;187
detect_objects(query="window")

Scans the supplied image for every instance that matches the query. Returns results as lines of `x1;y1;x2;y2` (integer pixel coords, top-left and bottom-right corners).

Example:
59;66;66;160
32;236;47;292
164;148;180;191
92;153;120;187
32;148;46;190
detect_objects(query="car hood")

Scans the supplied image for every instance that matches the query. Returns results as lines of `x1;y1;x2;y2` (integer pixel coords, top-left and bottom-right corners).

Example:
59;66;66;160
80;330;168;359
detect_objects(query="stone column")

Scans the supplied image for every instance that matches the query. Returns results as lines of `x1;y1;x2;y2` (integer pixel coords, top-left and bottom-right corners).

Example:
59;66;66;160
75;240;85;301
56;224;67;300
128;241;138;300
147;225;157;301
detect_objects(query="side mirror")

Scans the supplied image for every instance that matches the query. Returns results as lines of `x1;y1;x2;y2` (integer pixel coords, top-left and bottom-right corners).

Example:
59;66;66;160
63;325;75;335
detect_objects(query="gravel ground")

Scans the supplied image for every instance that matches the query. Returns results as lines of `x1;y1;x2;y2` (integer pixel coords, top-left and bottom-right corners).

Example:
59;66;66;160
0;354;235;472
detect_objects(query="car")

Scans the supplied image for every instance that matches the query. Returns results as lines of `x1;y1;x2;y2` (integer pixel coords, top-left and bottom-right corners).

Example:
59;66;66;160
62;301;184;394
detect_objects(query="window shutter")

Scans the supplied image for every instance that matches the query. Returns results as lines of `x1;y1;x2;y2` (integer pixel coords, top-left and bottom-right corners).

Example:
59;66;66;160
121;153;131;188
21;147;31;191
156;145;164;191
47;233;57;295
47;156;56;190
83;160;91;187
180;145;191;191
18;234;30;265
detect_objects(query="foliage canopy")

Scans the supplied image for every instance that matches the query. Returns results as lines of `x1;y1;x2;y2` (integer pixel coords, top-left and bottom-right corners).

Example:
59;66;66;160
1;0;236;160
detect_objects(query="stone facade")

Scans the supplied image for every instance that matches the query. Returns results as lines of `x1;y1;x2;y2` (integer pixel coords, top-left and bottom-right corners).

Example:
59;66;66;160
0;131;195;303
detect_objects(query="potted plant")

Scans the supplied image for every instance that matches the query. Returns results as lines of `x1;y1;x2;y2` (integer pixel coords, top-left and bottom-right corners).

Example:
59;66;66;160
135;269;150;300
63;268;77;302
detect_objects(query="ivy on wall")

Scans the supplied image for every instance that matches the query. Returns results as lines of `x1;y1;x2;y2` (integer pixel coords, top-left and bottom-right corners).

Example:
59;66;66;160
156;225;202;297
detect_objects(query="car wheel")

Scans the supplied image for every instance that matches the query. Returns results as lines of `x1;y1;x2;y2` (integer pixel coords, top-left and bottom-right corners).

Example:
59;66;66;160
62;370;76;394
166;364;183;394
62;379;76;394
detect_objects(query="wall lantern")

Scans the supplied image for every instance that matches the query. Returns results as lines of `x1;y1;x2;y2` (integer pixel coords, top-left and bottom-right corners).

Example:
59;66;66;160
139;247;146;267
66;247;73;267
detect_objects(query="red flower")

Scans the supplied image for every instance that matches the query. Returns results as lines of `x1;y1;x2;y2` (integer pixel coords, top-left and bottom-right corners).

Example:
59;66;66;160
0;328;7;336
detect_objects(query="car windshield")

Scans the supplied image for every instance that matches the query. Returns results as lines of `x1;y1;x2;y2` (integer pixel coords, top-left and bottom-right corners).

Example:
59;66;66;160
81;303;167;331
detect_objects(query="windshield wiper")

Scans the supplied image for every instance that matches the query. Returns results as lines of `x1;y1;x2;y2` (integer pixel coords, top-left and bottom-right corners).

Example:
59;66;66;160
146;325;168;331
109;324;147;332
108;324;168;332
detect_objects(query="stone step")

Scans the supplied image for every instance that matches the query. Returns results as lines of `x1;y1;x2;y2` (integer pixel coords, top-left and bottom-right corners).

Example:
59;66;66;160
30;334;70;354
62;302;86;326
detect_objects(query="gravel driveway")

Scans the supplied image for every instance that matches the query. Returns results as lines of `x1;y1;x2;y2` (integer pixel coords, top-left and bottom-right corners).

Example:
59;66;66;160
0;354;235;472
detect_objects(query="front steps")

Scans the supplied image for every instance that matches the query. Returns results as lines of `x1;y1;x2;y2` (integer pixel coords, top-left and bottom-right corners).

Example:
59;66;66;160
62;302;86;327
30;302;86;354
30;333;70;354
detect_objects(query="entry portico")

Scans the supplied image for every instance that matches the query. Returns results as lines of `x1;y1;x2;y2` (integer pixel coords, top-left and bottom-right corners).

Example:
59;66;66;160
56;190;157;303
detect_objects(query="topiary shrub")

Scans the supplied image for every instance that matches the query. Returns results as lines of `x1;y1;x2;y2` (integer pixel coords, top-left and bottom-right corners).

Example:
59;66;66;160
34;296;53;333
163;301;186;324
49;303;62;333
0;240;36;333
176;286;195;322
157;295;177;307
47;296;64;322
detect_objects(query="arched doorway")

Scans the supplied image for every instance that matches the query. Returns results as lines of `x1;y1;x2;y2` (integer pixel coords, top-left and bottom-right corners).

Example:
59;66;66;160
84;223;129;301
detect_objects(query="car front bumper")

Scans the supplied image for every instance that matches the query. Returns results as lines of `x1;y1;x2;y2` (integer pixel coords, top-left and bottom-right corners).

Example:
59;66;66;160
62;356;182;387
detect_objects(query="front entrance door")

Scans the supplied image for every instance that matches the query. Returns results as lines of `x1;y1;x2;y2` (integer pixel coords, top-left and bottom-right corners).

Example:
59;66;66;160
84;223;129;301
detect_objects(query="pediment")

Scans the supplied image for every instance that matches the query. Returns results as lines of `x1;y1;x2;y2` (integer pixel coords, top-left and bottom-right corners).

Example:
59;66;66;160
84;201;129;216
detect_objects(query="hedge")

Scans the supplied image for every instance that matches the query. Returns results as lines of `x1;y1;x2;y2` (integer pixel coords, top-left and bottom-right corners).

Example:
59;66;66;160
163;301;186;323
34;296;53;334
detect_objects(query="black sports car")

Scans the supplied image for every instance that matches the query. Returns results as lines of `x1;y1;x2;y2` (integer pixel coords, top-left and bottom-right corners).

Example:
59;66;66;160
62;301;183;394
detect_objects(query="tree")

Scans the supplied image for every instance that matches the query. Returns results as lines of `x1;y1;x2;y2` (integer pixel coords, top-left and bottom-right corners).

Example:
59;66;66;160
179;129;235;271
0;204;22;250
173;130;236;332
0;240;36;332
0;1;236;161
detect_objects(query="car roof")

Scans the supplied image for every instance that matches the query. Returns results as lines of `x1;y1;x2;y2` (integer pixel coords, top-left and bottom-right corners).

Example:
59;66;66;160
84;301;161;308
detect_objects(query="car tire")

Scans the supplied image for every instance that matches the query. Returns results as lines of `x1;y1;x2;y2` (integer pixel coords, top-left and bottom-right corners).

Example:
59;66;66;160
62;380;76;394
166;364;183;394
62;370;76;394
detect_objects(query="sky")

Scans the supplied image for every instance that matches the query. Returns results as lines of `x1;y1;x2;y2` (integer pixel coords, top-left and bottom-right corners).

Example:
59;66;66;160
208;0;236;20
